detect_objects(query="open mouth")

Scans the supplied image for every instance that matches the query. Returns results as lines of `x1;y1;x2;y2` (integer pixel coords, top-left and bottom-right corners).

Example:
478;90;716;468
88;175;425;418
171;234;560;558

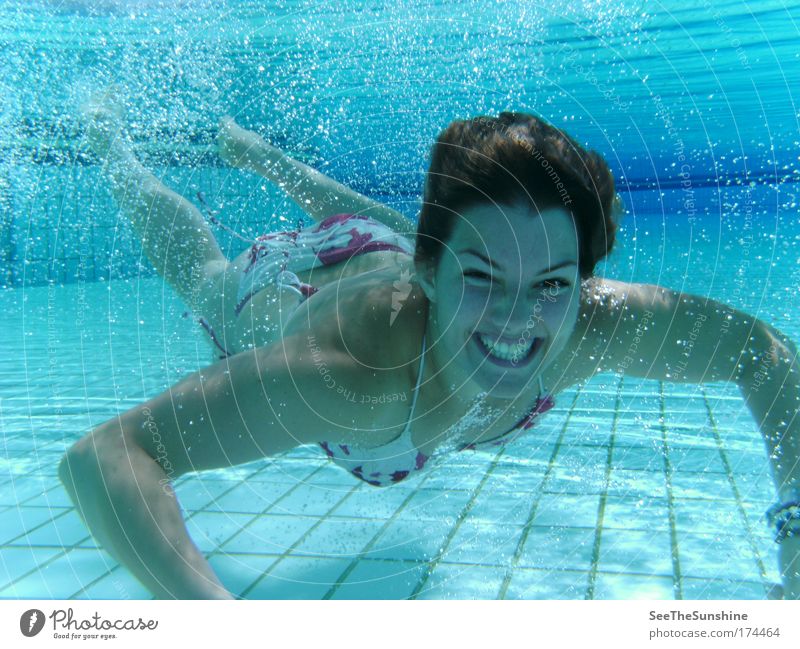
473;332;543;368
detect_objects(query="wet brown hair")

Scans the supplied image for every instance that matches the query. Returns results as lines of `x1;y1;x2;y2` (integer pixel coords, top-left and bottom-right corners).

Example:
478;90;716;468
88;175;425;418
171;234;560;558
415;112;621;279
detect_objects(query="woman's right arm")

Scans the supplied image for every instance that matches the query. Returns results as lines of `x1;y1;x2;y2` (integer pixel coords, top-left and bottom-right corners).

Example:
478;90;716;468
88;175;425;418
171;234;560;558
216;117;416;234
58;336;366;599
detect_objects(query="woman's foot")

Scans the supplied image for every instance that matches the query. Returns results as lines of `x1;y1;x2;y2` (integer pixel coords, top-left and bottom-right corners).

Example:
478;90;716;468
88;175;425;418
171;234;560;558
80;89;131;164
216;116;280;171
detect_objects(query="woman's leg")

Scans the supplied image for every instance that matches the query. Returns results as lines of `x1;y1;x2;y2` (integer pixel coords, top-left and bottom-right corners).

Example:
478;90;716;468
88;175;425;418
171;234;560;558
84;97;228;313
216;117;416;234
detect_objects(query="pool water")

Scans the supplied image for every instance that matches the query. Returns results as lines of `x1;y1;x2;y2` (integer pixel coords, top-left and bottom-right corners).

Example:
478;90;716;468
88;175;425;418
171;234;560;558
1;200;796;599
1;0;799;599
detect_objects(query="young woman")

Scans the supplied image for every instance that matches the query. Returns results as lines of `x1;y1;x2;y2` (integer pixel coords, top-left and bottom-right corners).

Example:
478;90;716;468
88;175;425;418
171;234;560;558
60;106;800;599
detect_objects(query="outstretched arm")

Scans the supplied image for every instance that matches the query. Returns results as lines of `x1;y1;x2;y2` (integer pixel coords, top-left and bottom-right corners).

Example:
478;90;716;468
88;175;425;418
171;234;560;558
217;117;416;234
585;278;800;597
58;336;363;599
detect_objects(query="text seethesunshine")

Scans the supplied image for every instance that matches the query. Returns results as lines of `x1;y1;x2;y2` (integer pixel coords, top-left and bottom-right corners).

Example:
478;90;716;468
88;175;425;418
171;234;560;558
649;610;747;621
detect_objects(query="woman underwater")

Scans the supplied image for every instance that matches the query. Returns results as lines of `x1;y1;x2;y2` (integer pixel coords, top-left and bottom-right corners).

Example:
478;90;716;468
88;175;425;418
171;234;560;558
60;106;800;599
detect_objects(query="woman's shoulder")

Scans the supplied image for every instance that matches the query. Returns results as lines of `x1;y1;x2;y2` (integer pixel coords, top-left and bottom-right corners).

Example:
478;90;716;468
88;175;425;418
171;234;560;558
280;267;426;423
293;265;426;362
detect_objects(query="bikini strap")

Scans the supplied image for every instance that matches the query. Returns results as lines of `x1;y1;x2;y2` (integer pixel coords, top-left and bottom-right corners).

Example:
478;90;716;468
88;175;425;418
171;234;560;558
401;333;426;436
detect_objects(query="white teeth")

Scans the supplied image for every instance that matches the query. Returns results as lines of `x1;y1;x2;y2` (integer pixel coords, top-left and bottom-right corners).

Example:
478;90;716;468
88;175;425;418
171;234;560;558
478;334;535;362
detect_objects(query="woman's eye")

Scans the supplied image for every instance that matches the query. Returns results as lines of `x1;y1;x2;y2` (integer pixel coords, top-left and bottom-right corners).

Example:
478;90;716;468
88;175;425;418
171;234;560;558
538;279;570;290
464;270;492;281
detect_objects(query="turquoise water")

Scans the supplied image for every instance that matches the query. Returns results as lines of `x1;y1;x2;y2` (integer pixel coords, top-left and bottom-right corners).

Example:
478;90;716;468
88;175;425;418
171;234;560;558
1;1;799;599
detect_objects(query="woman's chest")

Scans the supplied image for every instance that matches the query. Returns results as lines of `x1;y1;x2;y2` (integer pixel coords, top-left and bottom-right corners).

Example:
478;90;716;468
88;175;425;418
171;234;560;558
409;391;556;456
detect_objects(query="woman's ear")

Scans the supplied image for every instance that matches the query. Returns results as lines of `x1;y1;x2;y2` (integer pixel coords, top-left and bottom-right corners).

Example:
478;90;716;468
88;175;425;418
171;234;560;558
414;257;437;303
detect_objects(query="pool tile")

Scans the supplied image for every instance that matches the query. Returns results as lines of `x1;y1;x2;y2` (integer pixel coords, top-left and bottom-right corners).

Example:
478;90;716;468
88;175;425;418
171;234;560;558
331;486;411;519
531;493;600;528
208;552;280;597
220;514;319;554
602;495;670;531
209;481;294;512
505;568;589;599
727;471;773;502
0;475;55;503
440;521;522;566
292;517;386;558
467;489;532;526
269;482;352;517
175;478;247;512
184;511;257;553
607;469;667;499
416;563;506;599
0;506;62;544
676;532;762;581
570;444;613;468
75;568;153;600
396;488;472;522
245;556;352;599
0;548;113;599
680;576;770;599
672;499;743;534
546;466;607;494
19;485;74;508
331;559;426;599
259;461;320;484
670;470;734;500
668;447;726;473
483;468;546;494
597;528;674;577
369;518;452;561
0;546;62;589
724;450;770;475
612;421;663;446
299;462;361;487
21;510;92;547
516;525;595;571
612;444;663;471
592;572;675;599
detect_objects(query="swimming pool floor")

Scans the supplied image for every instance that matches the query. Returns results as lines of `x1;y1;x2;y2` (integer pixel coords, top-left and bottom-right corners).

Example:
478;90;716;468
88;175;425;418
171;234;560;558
0;278;782;599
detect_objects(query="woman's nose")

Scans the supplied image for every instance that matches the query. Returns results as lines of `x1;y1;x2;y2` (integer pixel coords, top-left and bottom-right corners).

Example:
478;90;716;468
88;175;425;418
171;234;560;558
489;286;532;333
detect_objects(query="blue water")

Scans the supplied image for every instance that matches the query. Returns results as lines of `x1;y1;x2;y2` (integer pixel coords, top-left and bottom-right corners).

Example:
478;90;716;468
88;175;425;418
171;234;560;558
1;0;799;599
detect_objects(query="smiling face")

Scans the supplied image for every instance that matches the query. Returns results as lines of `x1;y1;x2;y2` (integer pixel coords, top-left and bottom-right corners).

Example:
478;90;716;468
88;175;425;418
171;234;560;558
416;201;581;399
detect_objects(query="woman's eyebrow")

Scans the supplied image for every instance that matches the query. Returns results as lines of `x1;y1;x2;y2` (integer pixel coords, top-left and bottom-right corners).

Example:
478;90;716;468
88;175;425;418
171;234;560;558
462;250;577;275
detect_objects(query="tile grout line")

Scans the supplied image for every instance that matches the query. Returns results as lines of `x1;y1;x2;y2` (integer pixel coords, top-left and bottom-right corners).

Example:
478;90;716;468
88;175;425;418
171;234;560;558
406;433;544;600
496;387;583;599
659;381;683;600
585;375;623;600
238;480;364;599
701;386;772;597
0;509;86;593
200;462;341;597
322;472;441;600
406;461;502;599
0;543;105;598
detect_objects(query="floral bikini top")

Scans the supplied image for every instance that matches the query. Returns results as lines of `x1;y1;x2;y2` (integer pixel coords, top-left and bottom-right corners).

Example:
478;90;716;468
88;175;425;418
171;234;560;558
319;335;555;487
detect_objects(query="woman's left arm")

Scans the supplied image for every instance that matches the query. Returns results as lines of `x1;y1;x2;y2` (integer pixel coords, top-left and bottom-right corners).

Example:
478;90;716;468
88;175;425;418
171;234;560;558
584;278;800;597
